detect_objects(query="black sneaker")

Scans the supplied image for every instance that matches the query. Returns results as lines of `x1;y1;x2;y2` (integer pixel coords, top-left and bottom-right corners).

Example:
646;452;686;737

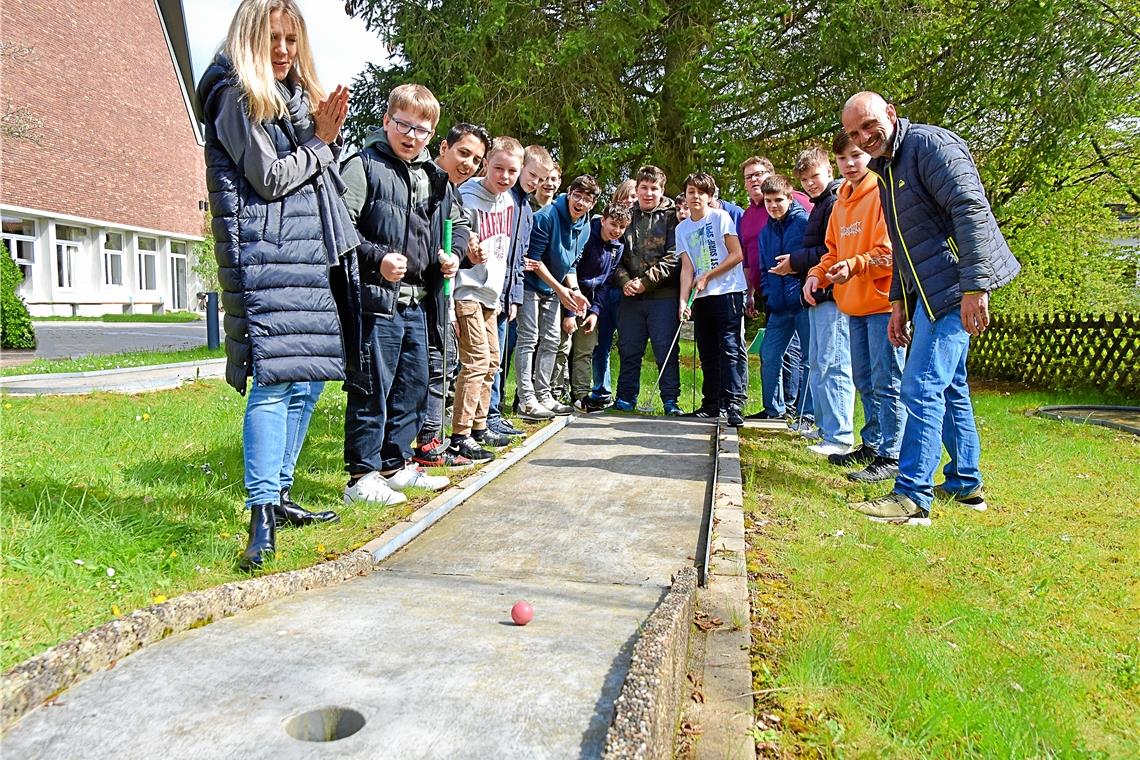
573;396;606;413
828;444;877;467
449;435;494;462
683;407;719;419
744;410;783;420
846;456;900;483
472;428;511;450
933;484;988;512
726;407;745;427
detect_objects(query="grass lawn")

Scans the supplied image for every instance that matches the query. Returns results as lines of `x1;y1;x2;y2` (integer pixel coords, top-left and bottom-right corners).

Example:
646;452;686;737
740;384;1140;758
32;312;202;323
1;346;224;377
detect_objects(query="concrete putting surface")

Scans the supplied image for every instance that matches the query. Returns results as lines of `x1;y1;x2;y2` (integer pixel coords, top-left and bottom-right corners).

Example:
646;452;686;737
2;415;715;759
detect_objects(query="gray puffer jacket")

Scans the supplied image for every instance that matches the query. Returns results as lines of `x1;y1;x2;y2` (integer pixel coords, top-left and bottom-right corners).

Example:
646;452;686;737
869;117;1020;321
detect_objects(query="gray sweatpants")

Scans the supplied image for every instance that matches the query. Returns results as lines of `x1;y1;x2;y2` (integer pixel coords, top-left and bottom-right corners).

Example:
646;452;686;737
514;288;562;402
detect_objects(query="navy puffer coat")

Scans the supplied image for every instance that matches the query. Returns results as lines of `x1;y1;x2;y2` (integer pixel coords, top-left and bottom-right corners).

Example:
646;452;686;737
197;61;344;393
869;118;1020;321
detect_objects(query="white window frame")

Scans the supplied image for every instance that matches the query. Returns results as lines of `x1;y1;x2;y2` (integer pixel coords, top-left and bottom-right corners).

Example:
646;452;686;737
102;230;125;287
54;224;85;290
169;240;188;310
2;215;36;290
137;236;158;291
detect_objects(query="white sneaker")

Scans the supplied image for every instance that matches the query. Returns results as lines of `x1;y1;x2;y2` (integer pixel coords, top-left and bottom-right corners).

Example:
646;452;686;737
386;464;450;492
539;395;574;416
344;471;407;506
801;427;823;441
517;398;555;421
808;442;853;457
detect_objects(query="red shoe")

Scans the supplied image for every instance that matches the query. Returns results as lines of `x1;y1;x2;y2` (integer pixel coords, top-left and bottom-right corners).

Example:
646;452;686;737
413;438;475;469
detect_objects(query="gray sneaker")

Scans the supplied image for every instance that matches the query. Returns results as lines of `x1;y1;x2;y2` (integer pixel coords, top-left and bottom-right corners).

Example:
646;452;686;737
846;456;900;483
849;492;931;526
539;396;573;416
933;484;987;512
517;399;555;421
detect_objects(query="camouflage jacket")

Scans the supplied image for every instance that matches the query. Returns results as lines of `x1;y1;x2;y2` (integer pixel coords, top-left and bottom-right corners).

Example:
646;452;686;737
612;196;680;300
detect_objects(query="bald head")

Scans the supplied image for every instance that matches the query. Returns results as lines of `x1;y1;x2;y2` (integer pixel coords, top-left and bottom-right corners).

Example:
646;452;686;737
842;91;897;158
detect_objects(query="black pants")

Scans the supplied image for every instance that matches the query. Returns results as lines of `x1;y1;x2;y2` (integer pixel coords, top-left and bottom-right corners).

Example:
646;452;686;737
692;292;747;411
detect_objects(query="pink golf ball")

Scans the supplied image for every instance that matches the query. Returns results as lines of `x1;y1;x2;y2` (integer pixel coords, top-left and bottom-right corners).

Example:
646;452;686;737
511;600;534;626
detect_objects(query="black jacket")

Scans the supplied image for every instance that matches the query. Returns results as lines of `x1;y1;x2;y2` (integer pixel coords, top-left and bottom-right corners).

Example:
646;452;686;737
197;59;344;394
791;179;842;307
869;118;1020;321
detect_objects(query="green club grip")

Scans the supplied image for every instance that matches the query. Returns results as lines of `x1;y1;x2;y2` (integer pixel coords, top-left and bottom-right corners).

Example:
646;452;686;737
443;219;453;297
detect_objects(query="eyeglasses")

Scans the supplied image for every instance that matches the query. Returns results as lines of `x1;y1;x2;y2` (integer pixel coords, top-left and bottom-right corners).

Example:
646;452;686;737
743;171;768;182
390;115;434;141
569;190;597;205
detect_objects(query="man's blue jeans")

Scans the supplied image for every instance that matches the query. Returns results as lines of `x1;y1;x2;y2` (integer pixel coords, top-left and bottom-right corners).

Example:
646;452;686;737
849;312;906;459
760;309;810;417
807;302;854;446
591;288;622;396
893;307;983;510
243;378;324;509
344;302;430;476
616;296;681;404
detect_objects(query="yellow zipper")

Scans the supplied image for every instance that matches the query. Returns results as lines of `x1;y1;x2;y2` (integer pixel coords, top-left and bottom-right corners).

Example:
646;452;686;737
886;165;933;320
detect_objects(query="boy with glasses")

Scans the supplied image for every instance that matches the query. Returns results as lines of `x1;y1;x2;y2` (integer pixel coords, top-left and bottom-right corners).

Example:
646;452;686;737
340;84;468;506
514;175;597;419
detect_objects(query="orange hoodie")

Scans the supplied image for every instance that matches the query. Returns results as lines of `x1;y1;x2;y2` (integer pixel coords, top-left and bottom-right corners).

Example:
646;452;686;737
809;172;893;316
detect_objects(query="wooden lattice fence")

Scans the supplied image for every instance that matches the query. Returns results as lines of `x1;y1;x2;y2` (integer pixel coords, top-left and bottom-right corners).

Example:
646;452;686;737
968;312;1139;396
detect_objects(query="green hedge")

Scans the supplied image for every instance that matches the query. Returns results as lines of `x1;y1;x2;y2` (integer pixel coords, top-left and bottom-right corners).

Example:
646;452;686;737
0;245;36;349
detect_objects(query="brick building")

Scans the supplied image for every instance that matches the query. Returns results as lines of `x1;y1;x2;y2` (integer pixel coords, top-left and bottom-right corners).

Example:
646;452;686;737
1;0;207;316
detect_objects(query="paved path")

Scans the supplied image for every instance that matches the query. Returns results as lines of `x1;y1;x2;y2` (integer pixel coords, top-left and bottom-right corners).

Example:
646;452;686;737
31;321;207;359
0;359;225;395
0;415;716;759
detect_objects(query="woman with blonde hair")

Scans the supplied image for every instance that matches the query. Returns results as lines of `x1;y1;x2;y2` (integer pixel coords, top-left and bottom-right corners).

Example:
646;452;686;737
588;179;638;406
196;0;358;570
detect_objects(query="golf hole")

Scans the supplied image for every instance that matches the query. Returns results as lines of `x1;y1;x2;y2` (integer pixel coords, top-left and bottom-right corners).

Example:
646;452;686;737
284;706;365;742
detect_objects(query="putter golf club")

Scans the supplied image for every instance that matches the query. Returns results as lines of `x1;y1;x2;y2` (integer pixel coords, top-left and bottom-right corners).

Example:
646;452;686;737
644;289;697;409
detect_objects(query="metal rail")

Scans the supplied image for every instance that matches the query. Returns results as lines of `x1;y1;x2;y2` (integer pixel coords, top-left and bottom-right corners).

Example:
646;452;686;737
697;420;722;587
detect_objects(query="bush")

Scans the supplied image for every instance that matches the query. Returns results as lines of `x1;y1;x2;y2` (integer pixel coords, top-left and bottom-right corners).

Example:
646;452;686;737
0;244;36;349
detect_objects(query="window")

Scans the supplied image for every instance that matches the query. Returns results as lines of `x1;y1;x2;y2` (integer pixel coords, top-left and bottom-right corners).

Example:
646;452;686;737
103;231;124;286
55;225;85;289
2;215;36;289
137;236;157;290
170;241;188;310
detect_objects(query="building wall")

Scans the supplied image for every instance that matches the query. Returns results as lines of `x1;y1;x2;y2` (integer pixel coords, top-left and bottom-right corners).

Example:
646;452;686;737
0;0;207;238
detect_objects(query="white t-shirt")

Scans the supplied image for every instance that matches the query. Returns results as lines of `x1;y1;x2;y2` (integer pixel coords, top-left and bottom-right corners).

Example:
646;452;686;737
676;208;747;298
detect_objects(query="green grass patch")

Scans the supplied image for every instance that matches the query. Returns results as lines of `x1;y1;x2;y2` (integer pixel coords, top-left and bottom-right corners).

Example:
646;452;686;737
741;384;1140;758
1;346;224;377
33;312;202;323
0;378;553;670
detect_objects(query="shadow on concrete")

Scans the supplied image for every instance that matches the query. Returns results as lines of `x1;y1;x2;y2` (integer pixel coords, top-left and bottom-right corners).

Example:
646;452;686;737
526;453;709;481
556;434;713;455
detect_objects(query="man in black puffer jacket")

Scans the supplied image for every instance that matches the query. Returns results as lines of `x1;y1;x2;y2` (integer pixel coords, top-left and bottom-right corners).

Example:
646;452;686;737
842;91;1020;525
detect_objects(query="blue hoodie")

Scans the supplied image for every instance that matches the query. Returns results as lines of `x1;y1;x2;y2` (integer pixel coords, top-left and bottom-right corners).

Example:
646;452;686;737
758;200;809;314
564;216;624;318
524;194;590;296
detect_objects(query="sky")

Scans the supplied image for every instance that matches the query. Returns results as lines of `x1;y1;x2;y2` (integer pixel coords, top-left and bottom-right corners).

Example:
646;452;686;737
184;0;389;89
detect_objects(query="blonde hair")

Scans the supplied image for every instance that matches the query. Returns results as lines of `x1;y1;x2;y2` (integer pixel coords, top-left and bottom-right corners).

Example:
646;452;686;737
523;144;554;171
488;136;524;162
387;84;440;127
611;178;636;206
224;0;324;123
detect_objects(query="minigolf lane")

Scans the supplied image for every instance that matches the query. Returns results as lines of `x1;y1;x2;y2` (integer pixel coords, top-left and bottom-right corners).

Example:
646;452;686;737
1;415;715;759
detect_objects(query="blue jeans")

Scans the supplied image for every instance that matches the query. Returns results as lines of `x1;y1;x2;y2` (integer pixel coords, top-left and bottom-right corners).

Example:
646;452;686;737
893;308;983;510
849;312;906;459
807;302;854;446
488;310;518;421
693;292;747;410
760;309;810;417
344;302;430;476
243;378;324;509
616;296;680;404
591;288;622;396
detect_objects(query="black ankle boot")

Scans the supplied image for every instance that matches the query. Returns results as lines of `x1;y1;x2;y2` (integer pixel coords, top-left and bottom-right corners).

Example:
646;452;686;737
240;504;276;571
275;488;340;528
